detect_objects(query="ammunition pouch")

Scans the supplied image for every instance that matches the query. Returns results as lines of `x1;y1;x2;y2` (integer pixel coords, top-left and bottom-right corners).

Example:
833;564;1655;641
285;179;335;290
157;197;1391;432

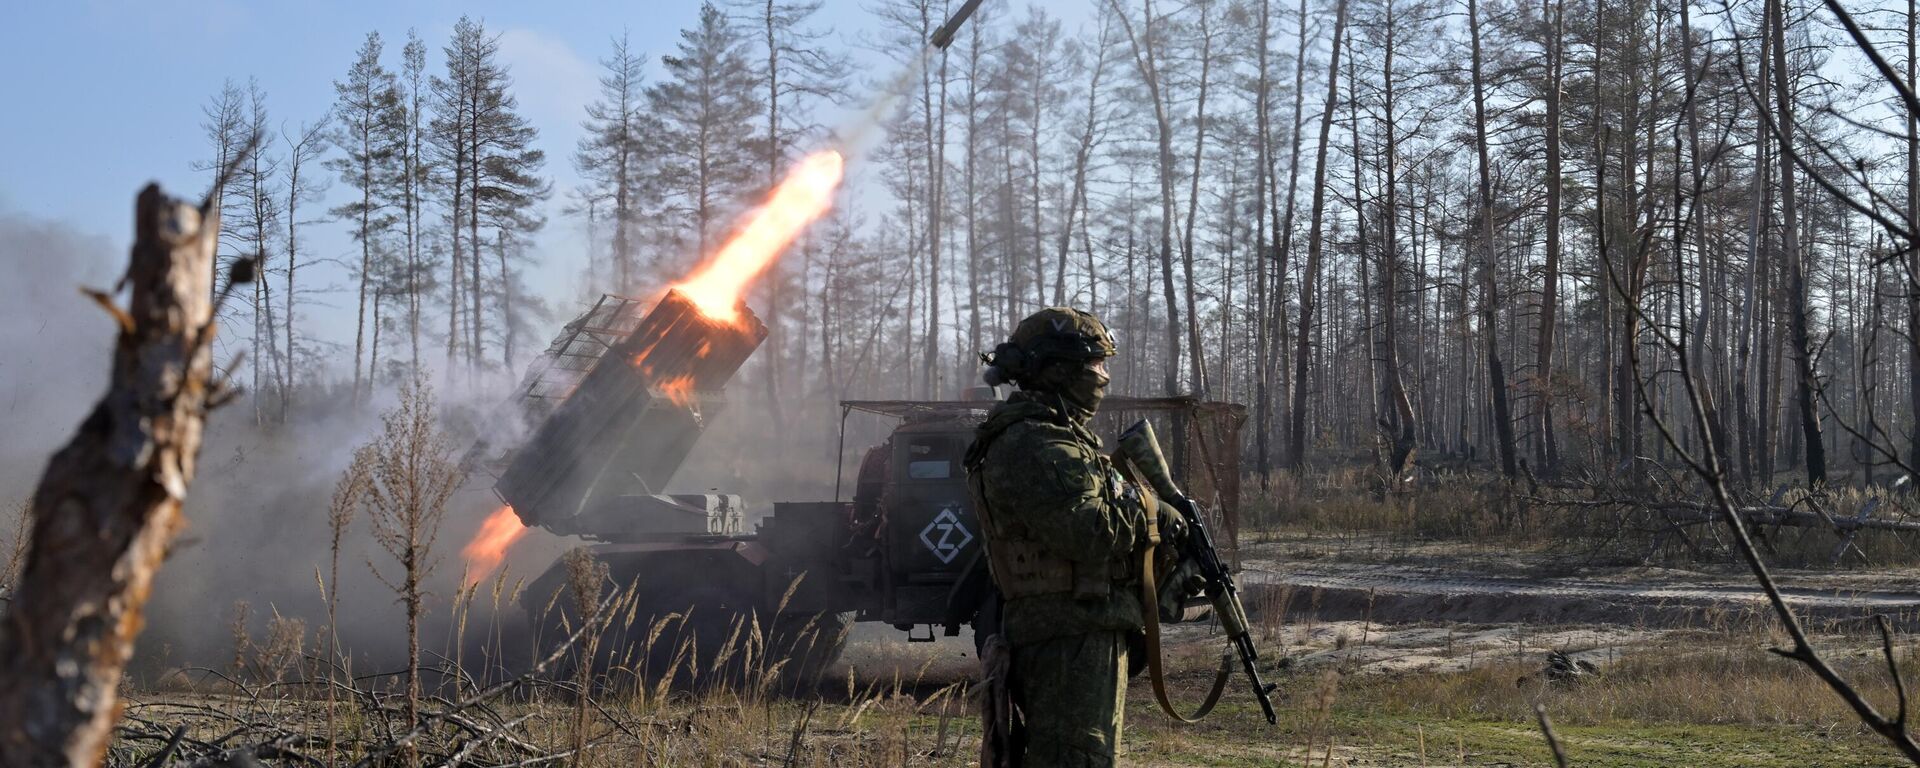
965;419;1136;603
967;471;1118;600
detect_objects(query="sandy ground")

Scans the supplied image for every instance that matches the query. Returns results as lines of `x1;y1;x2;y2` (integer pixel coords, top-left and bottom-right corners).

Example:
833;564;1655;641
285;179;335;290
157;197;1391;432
821;532;1920;688
1238;534;1920;631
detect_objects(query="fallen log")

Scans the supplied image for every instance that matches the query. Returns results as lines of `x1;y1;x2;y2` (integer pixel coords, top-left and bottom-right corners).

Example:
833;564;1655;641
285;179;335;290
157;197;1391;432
1647;500;1920;534
0;183;232;766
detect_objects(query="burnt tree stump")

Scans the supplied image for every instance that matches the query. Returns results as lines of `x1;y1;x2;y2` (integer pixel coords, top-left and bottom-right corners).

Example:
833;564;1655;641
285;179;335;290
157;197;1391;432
0;184;223;766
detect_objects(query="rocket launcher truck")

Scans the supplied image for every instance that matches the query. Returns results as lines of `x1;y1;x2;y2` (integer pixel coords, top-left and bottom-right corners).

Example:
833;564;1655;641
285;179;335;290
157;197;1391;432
487;290;1248;686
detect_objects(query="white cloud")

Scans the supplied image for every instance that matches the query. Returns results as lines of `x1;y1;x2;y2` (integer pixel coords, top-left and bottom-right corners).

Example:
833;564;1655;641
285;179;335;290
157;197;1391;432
495;26;596;156
495;26;598;308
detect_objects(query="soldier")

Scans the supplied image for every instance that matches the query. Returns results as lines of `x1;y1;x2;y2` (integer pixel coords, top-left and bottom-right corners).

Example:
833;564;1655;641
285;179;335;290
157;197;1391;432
964;307;1177;768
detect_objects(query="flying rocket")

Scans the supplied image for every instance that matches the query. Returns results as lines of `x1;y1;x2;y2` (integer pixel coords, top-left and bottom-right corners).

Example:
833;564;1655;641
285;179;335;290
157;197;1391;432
928;0;987;50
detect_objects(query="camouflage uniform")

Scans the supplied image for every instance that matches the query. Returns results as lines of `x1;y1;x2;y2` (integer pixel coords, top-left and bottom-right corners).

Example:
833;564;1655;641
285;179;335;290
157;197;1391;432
966;308;1151;768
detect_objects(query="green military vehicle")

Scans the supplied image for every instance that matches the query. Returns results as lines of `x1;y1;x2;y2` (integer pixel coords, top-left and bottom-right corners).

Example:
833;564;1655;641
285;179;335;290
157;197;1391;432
481;291;1245;684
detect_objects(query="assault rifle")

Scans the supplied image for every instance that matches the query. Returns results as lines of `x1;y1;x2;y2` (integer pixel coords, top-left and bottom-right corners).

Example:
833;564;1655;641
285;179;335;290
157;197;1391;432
1117;419;1279;725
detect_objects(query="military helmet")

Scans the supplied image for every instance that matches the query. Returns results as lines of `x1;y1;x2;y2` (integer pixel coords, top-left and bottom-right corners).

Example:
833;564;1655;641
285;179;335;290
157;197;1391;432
982;307;1116;386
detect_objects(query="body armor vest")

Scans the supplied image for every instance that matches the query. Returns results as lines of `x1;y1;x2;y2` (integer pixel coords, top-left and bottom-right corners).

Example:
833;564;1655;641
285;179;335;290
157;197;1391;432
965;410;1133;601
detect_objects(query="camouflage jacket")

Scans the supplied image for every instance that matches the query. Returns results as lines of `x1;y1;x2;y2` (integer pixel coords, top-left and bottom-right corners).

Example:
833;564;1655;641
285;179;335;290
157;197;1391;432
965;392;1149;646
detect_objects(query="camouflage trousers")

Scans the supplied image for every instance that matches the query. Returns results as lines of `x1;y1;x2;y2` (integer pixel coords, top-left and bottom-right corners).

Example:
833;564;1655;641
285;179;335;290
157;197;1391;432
1012;629;1129;767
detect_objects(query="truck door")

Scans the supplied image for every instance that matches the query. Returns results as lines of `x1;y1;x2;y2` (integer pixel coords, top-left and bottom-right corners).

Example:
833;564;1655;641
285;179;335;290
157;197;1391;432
881;424;981;626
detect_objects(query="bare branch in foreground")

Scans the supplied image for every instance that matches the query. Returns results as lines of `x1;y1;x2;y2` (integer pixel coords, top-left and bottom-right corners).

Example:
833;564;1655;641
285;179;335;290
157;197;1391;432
1535;704;1570;768
1612;195;1920;765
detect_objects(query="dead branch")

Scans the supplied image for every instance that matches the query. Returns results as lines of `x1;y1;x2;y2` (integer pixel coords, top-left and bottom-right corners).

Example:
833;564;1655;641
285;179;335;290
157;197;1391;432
347;586;621;768
1585;88;1920;753
1551;496;1920;534
1534;704;1570;768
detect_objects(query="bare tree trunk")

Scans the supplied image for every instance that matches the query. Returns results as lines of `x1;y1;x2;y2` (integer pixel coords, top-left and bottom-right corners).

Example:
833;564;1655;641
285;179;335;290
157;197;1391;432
1371;0;1417;475
1273;0;1312;465
1468;0;1517;477
1768;0;1825;484
447;84;468;373
0;184;225;763
498;231;516;371
965;21;983;370
1676;0;1728;467
1289;0;1348;470
1536;0;1565;475
1907;0;1920;479
1054;23;1111;306
406;66;425;374
923;4;947;400
1180;0;1217;397
1111;0;1185;395
468;76;485;371
1219;165;1239;394
1253;0;1276;483
247;143;277;427
1591;0;1612;460
1736;21;1770;482
285;122;317;422
355;112;374;402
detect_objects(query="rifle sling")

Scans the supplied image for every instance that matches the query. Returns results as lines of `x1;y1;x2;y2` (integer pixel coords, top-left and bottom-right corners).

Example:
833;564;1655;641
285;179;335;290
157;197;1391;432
1123;458;1234;723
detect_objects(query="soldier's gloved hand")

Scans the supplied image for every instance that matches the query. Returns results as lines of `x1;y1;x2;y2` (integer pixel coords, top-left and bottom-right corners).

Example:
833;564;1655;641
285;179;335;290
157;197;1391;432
1155;498;1188;546
1116;481;1154;536
1157;555;1207;623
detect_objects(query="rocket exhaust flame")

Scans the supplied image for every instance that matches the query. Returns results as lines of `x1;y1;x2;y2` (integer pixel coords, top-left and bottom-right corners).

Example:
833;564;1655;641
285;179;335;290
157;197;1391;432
675;150;845;322
463;505;529;586
467;151;835;565
655;374;697;408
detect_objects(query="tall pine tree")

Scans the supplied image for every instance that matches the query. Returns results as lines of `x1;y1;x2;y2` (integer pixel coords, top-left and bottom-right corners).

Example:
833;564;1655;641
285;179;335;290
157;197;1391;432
330;31;402;401
648;2;762;266
575;34;652;294
432;16;548;373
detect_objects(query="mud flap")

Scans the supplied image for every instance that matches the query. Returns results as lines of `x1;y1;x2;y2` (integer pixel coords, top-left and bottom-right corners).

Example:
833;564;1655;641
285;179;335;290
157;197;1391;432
946;548;995;636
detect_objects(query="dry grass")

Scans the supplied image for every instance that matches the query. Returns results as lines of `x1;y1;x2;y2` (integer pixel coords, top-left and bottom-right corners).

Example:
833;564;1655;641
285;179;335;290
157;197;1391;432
1240;468;1920;570
122;591;974;767
99;456;1920;765
119;573;1920;768
1375;632;1910;729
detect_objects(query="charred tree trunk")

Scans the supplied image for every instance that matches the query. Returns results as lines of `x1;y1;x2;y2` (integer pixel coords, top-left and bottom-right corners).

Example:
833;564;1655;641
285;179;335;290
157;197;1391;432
1468;0;1517;477
1536;0;1565;475
1289;0;1348;470
1377;0;1418;476
1736;22;1771;483
1272;0;1312;469
1253;0;1275;483
0;184;228;763
1677;0;1727;465
1907;0;1920;479
1111;0;1185;395
1768;0;1825;484
1180;0;1216;397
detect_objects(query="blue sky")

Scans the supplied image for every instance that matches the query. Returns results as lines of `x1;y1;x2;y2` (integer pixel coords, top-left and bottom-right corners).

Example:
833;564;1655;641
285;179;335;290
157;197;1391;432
0;0;922;368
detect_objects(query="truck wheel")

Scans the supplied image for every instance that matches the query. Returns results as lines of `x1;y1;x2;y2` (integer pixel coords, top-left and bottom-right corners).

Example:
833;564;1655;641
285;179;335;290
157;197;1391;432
767;611;852;693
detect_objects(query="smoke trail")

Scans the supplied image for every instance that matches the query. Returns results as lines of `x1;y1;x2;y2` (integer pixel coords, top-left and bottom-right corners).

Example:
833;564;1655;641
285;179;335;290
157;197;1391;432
831;43;941;170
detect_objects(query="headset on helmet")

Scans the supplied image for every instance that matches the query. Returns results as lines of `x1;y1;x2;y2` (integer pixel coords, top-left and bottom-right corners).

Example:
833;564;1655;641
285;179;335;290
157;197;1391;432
981;307;1115;388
